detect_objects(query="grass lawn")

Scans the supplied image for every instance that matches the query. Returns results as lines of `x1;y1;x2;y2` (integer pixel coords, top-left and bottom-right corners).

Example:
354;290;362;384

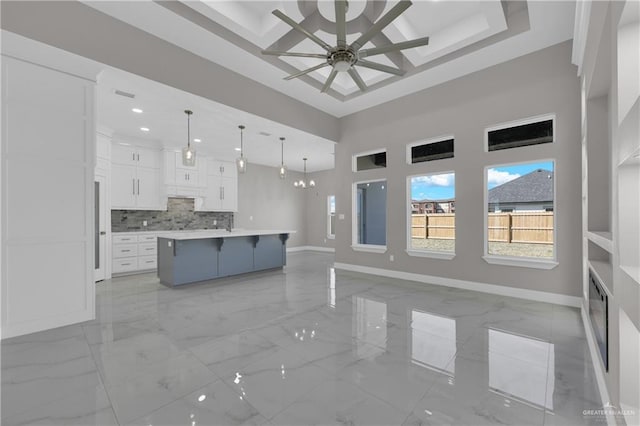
411;239;553;258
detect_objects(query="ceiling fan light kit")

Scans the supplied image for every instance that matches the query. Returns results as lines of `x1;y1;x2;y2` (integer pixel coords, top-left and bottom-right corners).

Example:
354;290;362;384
262;0;429;93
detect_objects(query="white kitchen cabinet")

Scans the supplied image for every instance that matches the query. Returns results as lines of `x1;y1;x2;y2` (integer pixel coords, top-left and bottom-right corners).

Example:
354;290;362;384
111;144;164;210
200;174;238;212
164;151;205;195
112;144;160;168
111;164;137;208
112;232;161;275
206;159;237;180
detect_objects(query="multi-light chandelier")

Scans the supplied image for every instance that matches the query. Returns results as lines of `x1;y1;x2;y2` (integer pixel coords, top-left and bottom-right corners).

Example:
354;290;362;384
294;157;315;189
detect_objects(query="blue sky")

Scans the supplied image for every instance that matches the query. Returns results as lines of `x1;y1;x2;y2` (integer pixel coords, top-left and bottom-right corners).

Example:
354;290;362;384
410;161;553;200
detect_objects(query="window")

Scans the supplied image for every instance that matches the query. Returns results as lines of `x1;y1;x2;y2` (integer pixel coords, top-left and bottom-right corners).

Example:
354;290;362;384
352;180;386;252
327;195;336;238
408;172;455;257
408;136;454;164
353;149;387;171
485;161;556;266
486;115;554;152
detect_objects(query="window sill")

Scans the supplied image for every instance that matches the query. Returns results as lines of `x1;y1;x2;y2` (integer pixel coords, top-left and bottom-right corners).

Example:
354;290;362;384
406;249;455;260
351;244;387;254
482;255;558;270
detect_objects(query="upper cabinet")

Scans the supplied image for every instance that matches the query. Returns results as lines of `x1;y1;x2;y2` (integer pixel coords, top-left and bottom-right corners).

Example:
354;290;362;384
197;159;238;212
111;144;161;169
111;143;165;210
164;151;207;196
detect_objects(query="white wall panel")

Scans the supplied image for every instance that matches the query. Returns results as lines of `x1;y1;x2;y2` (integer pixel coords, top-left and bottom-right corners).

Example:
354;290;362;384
1;54;96;339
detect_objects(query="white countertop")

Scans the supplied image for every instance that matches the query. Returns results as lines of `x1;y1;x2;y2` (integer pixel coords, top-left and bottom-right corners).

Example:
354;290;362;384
157;229;295;240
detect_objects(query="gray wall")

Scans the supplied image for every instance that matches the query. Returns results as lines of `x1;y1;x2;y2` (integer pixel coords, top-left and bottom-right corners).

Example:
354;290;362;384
112;198;232;232
236;163;307;247
305;169;337;250
334;41;583;298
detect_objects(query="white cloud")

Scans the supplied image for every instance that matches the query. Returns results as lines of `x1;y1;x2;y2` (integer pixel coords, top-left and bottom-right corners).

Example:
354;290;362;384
488;169;520;186
412;173;454;187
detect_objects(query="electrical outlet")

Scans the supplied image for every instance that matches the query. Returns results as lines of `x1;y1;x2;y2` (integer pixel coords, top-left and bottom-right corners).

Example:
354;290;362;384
390;255;394;262
142;220;147;227
213;219;217;226
339;214;345;220
249;216;253;221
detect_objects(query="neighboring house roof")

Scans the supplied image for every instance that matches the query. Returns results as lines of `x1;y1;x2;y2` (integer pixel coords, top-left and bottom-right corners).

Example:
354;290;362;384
488;169;554;204
412;198;455;203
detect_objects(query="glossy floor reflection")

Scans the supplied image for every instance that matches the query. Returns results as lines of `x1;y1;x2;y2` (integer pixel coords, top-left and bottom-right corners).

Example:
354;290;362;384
1;252;604;425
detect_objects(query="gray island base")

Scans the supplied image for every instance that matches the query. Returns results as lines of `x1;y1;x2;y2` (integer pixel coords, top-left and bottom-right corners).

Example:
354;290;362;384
157;230;292;286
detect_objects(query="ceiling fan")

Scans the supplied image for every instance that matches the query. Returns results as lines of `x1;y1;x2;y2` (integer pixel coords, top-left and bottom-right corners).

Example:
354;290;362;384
262;0;429;93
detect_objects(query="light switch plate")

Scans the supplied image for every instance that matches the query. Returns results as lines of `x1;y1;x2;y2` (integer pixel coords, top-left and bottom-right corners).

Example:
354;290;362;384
339;214;345;220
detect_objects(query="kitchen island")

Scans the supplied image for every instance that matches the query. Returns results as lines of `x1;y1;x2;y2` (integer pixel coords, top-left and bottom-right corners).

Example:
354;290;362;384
157;230;293;286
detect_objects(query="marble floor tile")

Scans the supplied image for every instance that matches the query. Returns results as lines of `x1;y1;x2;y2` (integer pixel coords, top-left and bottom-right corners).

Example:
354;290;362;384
129;379;268;426
220;347;328;419
271;377;407;426
1;252;603;426
104;353;217;424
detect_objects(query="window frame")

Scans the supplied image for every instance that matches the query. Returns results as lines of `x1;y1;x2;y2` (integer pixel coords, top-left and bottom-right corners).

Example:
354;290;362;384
482;159;558;269
352;148;387;172
484;113;556;153
406;134;455;165
406;171;456;260
352;178;387;253
327;195;336;239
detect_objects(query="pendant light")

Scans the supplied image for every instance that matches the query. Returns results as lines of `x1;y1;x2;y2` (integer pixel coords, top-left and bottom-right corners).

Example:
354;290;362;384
278;137;287;179
294;158;316;188
182;110;196;166
236;125;247;173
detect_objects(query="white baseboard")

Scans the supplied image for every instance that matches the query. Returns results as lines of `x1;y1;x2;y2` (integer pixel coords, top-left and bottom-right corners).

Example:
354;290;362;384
1;310;94;340
333;262;582;307
287;246;335;253
581;303;616;426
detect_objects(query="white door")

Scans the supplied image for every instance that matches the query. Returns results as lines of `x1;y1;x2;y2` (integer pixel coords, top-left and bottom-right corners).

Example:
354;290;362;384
94;175;107;282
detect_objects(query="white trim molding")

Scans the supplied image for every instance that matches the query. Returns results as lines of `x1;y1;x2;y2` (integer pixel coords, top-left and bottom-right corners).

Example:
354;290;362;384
333;262;581;307
483;255;559;270
287;246;335;253
571;0;592;76
581;302;616;426
351;244;387;254
406;249;455;260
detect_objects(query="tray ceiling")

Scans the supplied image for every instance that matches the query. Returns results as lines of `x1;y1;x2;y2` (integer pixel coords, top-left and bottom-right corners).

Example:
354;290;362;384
83;0;576;117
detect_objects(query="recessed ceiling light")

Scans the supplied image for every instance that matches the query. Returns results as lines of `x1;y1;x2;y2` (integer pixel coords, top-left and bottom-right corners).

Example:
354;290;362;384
235;147;242;151
132;108;143;114
140;127;150;132
194;138;201;143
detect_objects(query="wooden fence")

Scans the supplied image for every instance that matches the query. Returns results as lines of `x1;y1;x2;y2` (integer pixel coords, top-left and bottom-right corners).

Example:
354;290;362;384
412;212;554;244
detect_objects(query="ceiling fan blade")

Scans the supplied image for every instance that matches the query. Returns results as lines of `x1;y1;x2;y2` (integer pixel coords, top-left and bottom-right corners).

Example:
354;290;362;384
357;59;405;76
262;50;327;59
348;68;368;92
284;62;329;80
350;1;412;51
335;0;347;48
358;36;430;58
272;9;332;51
321;69;338;93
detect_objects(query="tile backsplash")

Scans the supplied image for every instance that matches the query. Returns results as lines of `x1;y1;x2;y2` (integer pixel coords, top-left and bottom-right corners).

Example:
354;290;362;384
112;198;233;232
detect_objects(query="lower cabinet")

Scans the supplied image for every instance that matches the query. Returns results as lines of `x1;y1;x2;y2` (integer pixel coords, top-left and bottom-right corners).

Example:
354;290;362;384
112;232;159;274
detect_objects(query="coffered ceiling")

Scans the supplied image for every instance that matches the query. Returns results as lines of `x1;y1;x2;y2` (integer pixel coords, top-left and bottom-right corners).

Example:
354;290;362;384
83;0;577;117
